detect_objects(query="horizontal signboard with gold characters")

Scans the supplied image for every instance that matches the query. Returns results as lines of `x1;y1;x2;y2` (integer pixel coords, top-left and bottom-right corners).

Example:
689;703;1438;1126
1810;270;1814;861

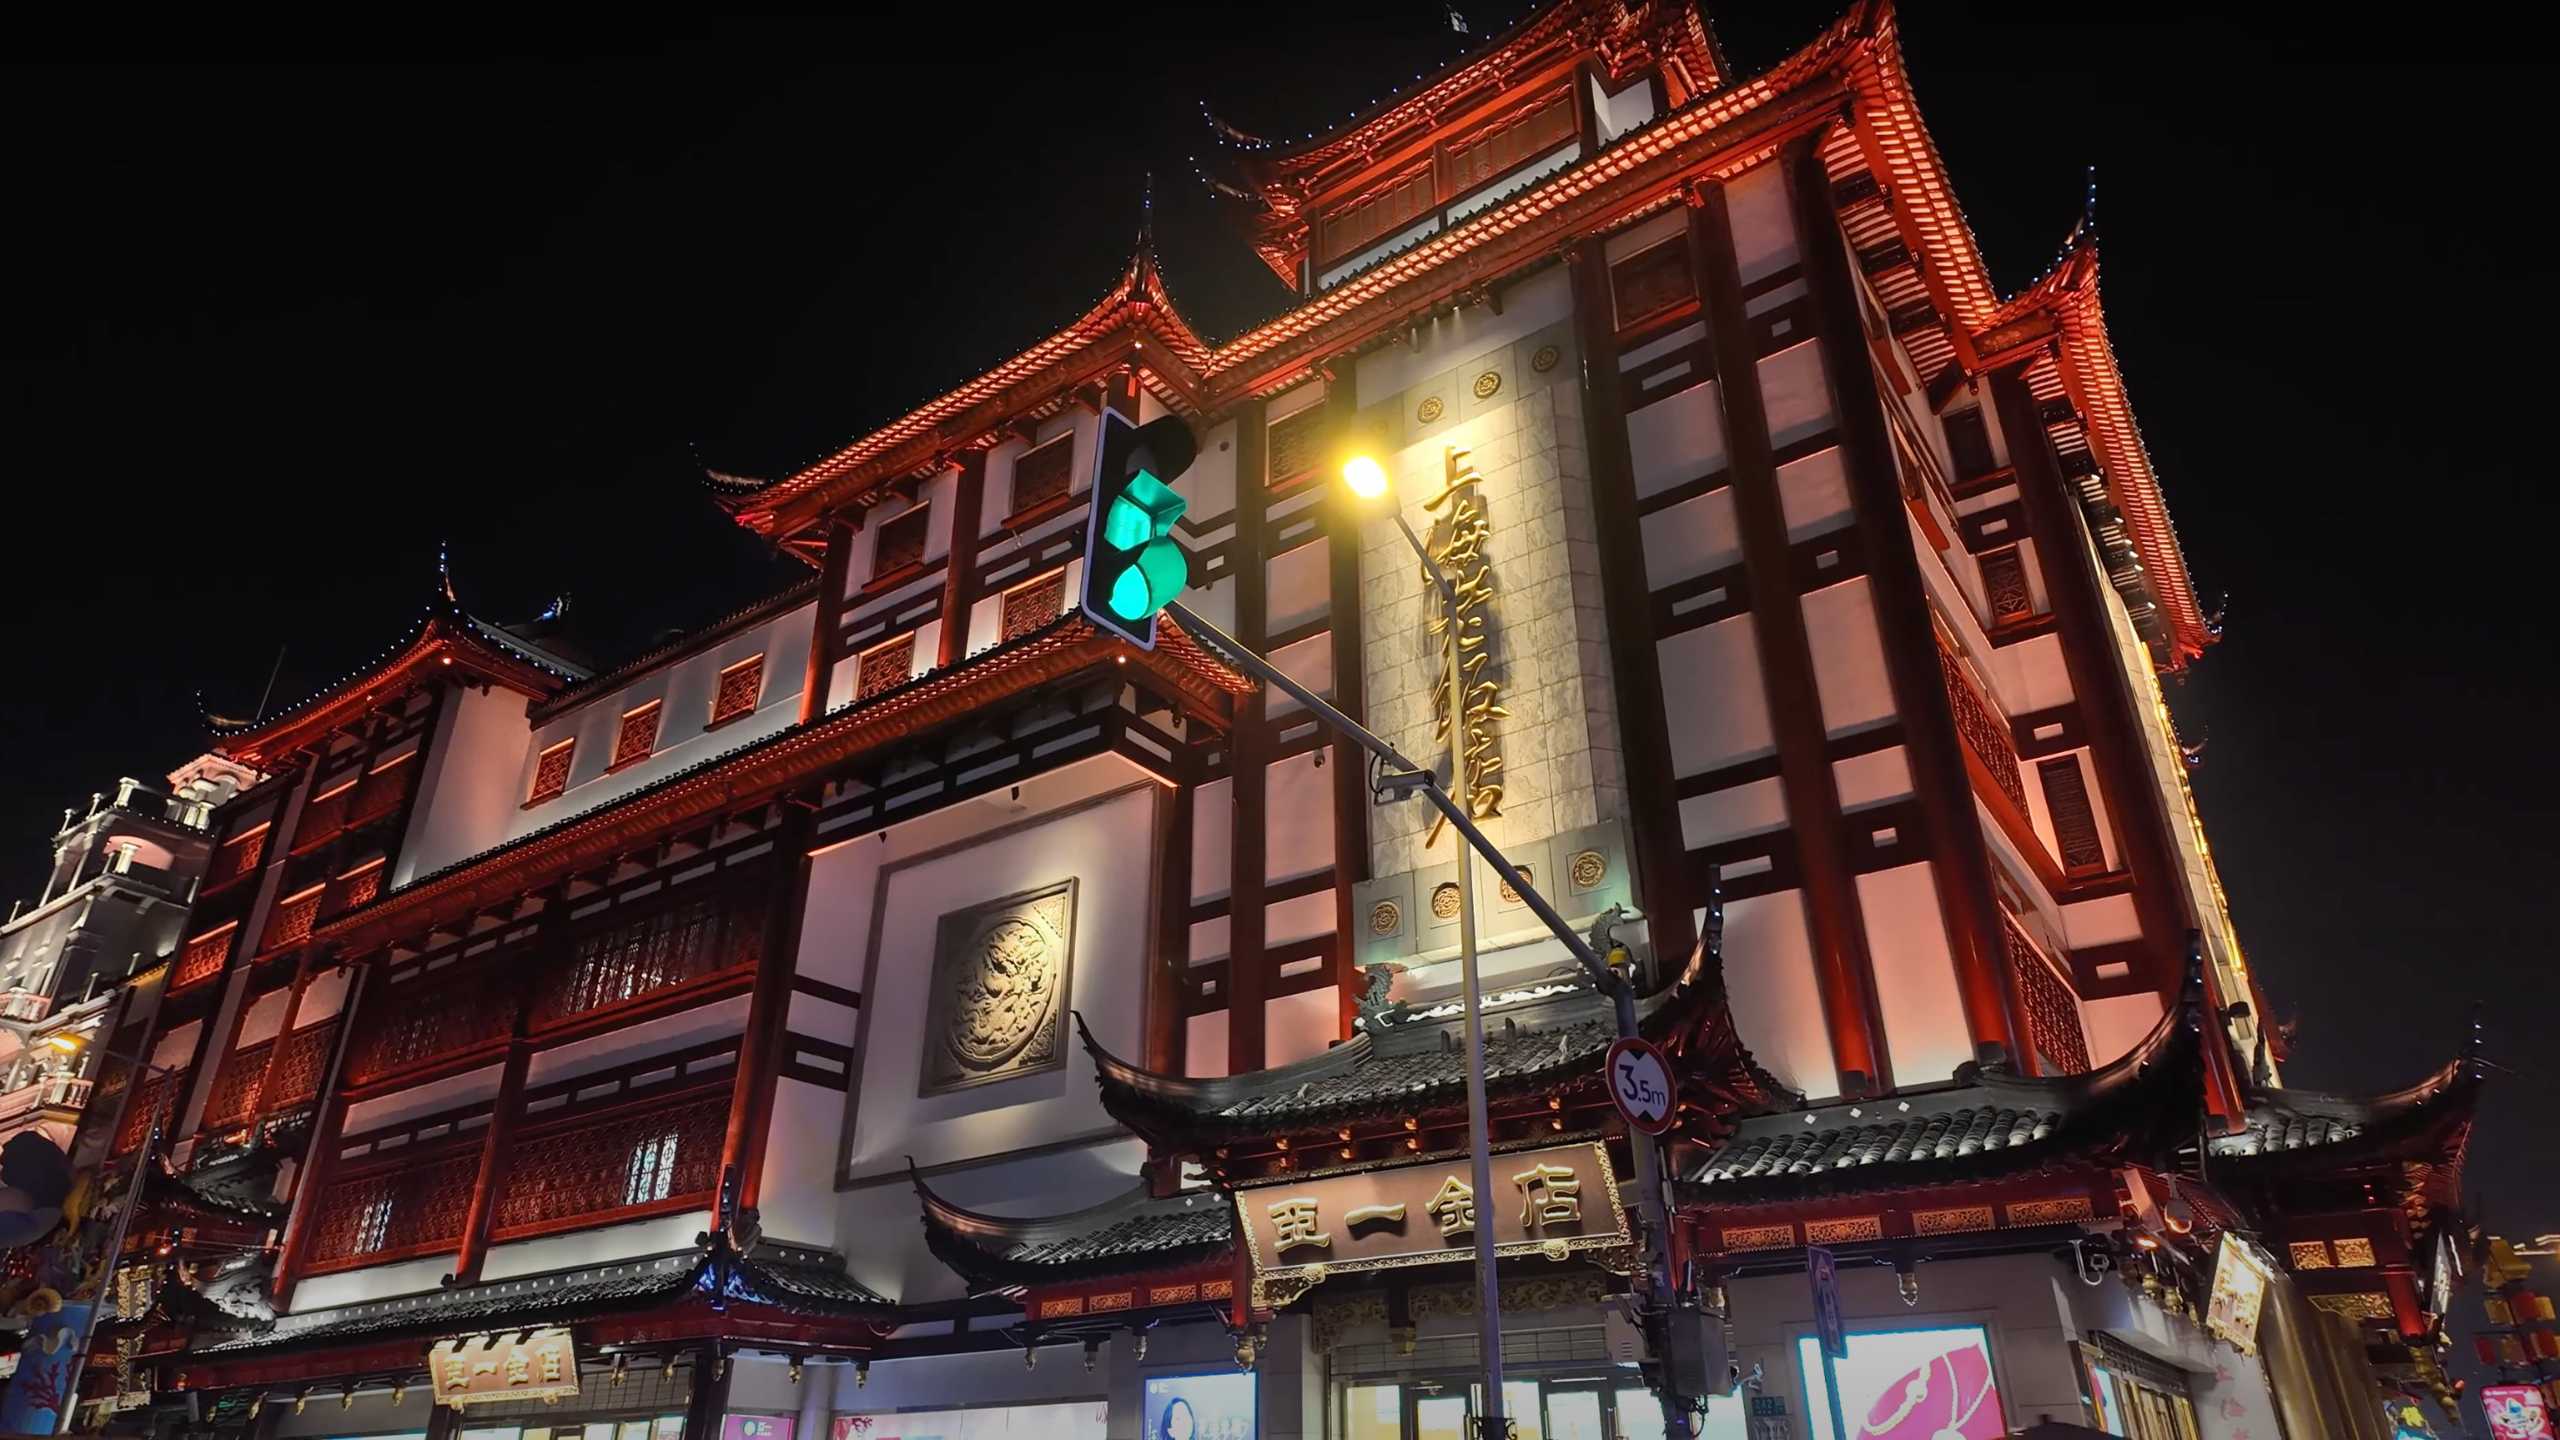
430;1327;580;1407
1234;1140;1633;1310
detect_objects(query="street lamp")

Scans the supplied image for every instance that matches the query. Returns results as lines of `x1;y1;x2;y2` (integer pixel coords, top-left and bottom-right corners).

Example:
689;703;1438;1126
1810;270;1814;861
1341;450;1510;1440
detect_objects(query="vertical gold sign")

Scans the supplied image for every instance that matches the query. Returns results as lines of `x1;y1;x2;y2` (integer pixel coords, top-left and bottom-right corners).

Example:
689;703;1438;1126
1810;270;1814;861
1423;443;1504;845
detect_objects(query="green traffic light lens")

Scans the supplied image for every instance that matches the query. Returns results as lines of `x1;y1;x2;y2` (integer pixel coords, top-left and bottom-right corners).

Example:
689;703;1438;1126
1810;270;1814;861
1102;470;1184;551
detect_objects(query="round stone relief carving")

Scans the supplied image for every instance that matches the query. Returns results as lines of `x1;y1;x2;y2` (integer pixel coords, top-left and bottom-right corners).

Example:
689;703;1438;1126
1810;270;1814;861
1429;881;1463;921
1471;370;1503;400
1369;899;1403;936
944;917;1058;1071
1497;864;1534;906
1569;849;1608;890
1417;395;1445;424
1530;344;1561;374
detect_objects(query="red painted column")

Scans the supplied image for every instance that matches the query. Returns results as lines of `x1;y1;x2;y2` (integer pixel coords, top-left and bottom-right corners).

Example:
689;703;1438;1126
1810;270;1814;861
721;804;815;1217
1322;372;1371;1038
268;960;369;1309
450;896;555;1284
1688;181;1893;1097
801;515;859;724
1146;779;1195;1076
1783;134;2024;1067
936;453;988;669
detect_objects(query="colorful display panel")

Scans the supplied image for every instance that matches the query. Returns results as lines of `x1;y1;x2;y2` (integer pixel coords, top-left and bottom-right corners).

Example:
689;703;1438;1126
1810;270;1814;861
2484;1385;2557;1440
1143;1370;1257;1440
830;1402;1106;1440
1795;1325;2007;1440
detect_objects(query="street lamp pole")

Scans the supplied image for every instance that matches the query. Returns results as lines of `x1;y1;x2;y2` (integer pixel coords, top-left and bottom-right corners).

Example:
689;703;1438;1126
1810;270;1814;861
1390;506;1508;1439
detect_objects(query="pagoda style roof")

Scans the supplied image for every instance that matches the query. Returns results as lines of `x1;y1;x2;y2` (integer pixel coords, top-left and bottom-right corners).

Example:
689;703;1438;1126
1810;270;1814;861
714;242;1214;552
2206;1045;2483;1230
1681;951;2208;1206
314;610;1251;953
914;1173;1232;1293
193;1244;889;1363
1081;958;1786;1156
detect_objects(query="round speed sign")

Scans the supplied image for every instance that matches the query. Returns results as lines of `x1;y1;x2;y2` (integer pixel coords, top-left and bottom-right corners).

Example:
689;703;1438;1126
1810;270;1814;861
1604;1037;1679;1136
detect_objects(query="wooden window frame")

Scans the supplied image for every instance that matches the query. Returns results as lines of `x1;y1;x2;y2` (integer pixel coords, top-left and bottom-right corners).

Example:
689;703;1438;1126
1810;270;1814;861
999;570;1067;643
1007;435;1076;521
1315;164;1435;270
527;737;577;805
855;633;916;703
1266;403;1329;491
2036;754;2109;876
1611;236;1696;332
867;502;932;590
707;655;766;730
608;701;664;773
1941;405;1998;483
1433;86;1574;205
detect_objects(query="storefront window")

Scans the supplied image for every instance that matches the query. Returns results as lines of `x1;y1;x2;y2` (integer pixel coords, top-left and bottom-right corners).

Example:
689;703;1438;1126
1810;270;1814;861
1346;1385;1402;1440
1795;1325;2009;1440
722;1416;792;1440
1144;1372;1257;1440
832;1402;1106;1440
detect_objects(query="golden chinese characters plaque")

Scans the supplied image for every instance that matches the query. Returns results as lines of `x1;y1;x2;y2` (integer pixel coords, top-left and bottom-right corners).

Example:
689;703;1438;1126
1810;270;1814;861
920;879;1077;1095
430;1327;580;1407
1232;1141;1628;1309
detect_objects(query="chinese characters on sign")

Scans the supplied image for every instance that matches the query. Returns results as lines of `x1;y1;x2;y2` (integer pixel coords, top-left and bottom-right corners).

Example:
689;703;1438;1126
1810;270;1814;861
1234;1142;1628;1306
429;1327;581;1407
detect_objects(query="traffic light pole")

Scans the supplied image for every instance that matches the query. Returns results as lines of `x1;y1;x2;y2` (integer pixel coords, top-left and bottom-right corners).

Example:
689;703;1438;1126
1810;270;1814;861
1164;601;1688;1432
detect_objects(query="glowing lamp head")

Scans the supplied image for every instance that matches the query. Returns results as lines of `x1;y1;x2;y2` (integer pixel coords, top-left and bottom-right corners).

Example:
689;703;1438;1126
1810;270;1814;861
45;1033;84;1055
1342;454;1390;500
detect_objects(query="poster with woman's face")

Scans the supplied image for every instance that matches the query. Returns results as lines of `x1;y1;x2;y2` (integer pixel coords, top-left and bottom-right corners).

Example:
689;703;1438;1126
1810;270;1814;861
1143;1371;1256;1440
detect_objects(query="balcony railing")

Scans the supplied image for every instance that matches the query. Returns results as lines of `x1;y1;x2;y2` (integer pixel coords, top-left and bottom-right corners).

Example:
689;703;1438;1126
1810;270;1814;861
490;1089;727;1241
173;926;235;991
530;893;763;1031
2004;918;2091;1075
40;1074;92;1111
293;784;353;853
303;1145;479;1273
0;990;47;1025
346;758;416;827
1939;645;2027;814
344;972;514;1086
264;886;324;954
200;1018;340;1130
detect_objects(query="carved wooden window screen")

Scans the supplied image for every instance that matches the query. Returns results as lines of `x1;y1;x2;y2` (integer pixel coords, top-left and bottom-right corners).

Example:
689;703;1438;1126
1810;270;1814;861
265;885;324;953
201;1040;272;1128
1980;546;2033;625
1266;404;1327;489
324;859;385;918
1437;88;1574;201
609;702;663;772
1316;165;1433;268
856;633;915;702
533;891;761;1030
2005;918;2091;1074
113;1069;177;1155
346;966;513;1084
1001;571;1066;642
492;1088;727;1239
1612;238;1695;330
347;751;416;826
173;924;235;991
1942;405;1997;481
295;783;352;850
528;738;577;803
709;656;765;727
872;503;930;579
2037;755;2108;873
1010;436;1074;514
262;1018;339;1111
1938;645;2025;814
304;1147;477;1270
206;825;268;890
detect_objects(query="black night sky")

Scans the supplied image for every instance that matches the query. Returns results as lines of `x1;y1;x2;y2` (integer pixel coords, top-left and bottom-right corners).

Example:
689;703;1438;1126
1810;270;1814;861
5;1;2553;1275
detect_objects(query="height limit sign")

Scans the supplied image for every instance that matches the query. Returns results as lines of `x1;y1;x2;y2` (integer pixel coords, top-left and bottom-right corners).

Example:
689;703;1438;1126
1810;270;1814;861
1605;1037;1679;1136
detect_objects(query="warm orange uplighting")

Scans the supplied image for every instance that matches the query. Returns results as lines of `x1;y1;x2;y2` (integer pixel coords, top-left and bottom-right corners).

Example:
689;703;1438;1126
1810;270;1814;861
1342;455;1389;500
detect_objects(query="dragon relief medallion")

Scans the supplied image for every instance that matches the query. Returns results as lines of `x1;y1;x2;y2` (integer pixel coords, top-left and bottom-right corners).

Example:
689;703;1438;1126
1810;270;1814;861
921;880;1076;1094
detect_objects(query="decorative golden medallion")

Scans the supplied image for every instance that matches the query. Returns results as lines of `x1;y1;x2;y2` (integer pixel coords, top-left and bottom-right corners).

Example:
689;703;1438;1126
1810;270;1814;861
1568;849;1606;890
1529;344;1560;374
1497;865;1534;906
1417;395;1445;424
1471;370;1502;400
1429;882;1463;921
1368;900;1403;937
921;880;1077;1094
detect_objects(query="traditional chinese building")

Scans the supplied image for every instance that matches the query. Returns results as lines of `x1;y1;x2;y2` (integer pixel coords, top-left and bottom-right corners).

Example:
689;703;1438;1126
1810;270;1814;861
9;4;2482;1440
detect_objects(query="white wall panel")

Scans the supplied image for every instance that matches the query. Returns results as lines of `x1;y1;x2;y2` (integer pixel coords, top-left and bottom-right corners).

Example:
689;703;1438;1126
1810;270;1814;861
481;1213;706;1281
1264;750;1335;884
1639;486;1741;585
1266;986;1339;1067
1190;776;1233;903
1856;863;1971;1086
1658;615;1774;776
2083;992;2165;1069
1831;745;1914;812
1677;777;1788;850
1775;446;1854;540
1757;343;1834;451
1627;381;1727;500
1720;890;1837;1096
1266;542;1334;636
1265;631;1334;717
1800;578;1897;737
1185;1011;1228;1079
1724;162;1799;284
232;985;292;1049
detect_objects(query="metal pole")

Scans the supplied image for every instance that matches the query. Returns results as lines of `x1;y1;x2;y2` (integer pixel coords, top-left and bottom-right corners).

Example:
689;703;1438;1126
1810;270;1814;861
52;1061;169;1435
1394;512;1508;1440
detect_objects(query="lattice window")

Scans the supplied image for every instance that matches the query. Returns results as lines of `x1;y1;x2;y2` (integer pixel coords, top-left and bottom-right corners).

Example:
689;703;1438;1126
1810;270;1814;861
2006;920;2091;1074
1980;546;2033;624
533;893;761;1029
1316;165;1433;268
207;825;267;890
296;782;353;849
114;1070;177;1155
263;1019;339;1111
1010;436;1074;515
708;656;765;728
1612;237;1694;329
1438;88;1574;200
265;886;324;953
1267;404;1327;489
1942;406;1997;480
872;504;930;579
173;925;235;990
324;859;385;918
609;702;663;772
528;739;576;804
348;752;416;825
305;1150;476;1269
855;633;915;702
1939;646;2025;814
493;1090;726;1239
2037;755;2108;873
347;971;512;1084
1001;571;1066;642
201;1039;273;1128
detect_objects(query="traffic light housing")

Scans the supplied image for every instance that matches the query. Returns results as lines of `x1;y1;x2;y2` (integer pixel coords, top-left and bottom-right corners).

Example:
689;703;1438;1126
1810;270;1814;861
1080;406;1196;649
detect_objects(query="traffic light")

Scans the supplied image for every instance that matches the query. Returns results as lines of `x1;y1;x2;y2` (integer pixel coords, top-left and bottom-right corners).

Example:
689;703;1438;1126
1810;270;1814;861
1080;406;1196;650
